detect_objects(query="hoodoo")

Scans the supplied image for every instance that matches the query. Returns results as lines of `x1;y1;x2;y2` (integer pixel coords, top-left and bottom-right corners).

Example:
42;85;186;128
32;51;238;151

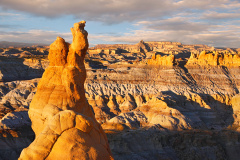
19;21;113;160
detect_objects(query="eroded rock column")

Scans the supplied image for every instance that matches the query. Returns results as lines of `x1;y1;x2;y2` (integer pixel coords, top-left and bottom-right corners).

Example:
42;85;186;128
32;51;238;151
19;21;113;160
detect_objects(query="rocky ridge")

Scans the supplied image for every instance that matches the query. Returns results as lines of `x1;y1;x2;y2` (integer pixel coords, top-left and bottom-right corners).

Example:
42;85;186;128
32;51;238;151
0;36;240;159
187;50;240;67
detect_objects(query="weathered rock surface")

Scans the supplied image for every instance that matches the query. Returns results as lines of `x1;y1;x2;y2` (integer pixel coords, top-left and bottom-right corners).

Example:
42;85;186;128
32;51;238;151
18;21;113;160
187;50;240;67
230;94;240;131
1;35;240;159
0;57;48;82
148;53;175;66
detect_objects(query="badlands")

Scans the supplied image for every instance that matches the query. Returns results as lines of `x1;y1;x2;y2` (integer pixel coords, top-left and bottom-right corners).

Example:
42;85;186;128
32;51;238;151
1;22;240;159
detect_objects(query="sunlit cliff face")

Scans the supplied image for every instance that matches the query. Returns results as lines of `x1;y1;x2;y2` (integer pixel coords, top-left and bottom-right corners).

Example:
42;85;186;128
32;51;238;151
18;21;113;160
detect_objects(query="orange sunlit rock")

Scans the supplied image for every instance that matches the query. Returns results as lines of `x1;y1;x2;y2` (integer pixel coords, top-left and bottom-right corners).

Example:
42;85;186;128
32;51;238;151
18;21;113;160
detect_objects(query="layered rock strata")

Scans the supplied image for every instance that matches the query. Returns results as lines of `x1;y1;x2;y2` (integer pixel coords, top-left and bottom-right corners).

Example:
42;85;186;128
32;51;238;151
1;27;240;160
147;53;175;66
18;21;113;160
187;50;240;67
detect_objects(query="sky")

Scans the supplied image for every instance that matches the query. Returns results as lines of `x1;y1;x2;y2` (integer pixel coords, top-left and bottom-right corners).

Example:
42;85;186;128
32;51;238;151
0;0;240;48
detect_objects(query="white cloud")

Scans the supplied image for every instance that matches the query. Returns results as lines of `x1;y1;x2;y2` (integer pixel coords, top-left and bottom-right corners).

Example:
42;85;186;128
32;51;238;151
1;25;240;48
90;24;240;48
136;18;210;32
0;30;71;44
0;12;20;16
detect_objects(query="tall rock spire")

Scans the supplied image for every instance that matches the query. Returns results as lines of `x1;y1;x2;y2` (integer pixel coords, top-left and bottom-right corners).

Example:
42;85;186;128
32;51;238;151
19;21;113;160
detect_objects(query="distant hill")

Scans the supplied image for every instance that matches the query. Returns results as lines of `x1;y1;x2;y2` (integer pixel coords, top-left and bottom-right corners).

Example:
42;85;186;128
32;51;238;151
0;41;48;48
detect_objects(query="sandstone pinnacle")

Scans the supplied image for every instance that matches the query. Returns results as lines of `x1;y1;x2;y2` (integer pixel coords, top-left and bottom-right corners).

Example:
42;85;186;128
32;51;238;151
18;21;113;160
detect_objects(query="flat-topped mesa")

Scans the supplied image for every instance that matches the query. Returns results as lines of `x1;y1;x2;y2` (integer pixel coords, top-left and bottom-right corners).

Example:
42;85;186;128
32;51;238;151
187;50;240;67
19;21;113;160
147;53;175;66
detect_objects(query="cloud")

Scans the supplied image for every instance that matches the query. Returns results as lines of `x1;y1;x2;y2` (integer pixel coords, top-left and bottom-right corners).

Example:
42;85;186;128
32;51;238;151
0;0;178;23
202;11;240;20
136;18;210;32
1;0;238;23
176;0;234;9
0;29;114;46
91;24;240;48
0;0;239;48
1;24;239;48
0;30;71;44
0;12;20;16
186;32;240;47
